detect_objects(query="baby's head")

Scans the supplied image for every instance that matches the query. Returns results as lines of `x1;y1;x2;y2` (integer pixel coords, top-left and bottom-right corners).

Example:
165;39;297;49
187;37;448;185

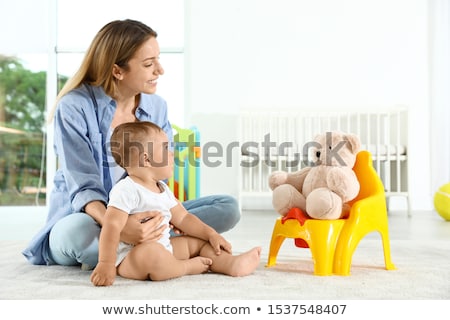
110;121;172;177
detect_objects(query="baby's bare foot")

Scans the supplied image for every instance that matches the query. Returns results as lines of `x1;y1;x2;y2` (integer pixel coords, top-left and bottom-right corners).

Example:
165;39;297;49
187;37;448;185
228;247;261;277
185;256;212;275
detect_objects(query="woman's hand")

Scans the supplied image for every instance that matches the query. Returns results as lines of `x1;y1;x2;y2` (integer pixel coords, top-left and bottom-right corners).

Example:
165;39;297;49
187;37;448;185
120;211;166;245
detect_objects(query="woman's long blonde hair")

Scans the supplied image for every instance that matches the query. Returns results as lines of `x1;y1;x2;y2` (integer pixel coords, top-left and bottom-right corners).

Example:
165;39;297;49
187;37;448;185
49;19;157;122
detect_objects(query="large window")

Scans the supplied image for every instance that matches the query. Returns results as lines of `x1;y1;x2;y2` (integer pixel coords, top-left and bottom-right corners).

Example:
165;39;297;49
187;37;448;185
0;54;48;205
0;0;185;206
55;0;185;125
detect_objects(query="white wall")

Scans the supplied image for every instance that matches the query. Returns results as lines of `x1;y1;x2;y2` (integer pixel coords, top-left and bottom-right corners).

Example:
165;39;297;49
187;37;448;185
186;0;432;210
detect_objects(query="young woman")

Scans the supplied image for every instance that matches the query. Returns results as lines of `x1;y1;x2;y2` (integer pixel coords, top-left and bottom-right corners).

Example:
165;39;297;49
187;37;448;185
22;19;241;268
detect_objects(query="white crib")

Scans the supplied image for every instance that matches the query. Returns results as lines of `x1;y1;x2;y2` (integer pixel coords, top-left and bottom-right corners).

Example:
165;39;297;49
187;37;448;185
238;107;410;213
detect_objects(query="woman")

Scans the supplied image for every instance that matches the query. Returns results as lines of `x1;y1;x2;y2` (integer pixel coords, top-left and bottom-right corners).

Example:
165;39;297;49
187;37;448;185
22;19;240;268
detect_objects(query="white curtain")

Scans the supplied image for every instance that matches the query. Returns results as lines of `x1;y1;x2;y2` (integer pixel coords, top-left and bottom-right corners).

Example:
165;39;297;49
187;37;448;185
430;0;450;191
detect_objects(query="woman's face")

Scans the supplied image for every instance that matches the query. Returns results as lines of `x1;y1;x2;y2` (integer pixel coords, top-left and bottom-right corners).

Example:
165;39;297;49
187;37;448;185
120;37;164;95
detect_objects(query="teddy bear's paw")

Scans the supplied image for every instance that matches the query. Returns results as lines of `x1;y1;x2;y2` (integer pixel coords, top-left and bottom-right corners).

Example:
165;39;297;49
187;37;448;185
315;208;342;220
307;206;342;220
272;184;305;216
306;188;343;220
272;185;292;215
268;171;288;190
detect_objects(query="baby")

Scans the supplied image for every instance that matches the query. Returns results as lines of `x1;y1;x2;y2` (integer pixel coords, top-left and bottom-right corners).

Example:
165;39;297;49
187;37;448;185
90;121;261;285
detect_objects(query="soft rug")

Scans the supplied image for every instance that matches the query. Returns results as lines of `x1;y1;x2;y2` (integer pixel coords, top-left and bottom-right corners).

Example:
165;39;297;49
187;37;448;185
1;238;449;300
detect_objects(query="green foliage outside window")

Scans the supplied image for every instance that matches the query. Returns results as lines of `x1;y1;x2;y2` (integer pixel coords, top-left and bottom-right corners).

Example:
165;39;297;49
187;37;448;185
0;55;67;205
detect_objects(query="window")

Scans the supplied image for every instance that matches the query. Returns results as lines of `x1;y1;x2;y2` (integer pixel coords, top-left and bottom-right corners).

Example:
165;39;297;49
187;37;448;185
0;0;185;206
55;0;185;125
0;54;48;205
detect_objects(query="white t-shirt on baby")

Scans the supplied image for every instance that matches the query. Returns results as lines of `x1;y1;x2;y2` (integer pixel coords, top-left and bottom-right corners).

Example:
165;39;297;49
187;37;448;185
107;176;178;266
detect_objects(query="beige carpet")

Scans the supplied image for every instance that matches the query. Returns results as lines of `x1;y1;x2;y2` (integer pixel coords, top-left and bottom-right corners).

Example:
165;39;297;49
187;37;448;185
1;237;449;300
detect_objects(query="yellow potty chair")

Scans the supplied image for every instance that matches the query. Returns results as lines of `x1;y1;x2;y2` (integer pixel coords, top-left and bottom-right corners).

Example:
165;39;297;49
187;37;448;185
266;150;396;276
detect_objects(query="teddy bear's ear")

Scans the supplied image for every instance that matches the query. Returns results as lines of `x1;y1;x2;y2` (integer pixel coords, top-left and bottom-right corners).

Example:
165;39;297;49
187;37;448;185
313;133;322;141
344;133;361;154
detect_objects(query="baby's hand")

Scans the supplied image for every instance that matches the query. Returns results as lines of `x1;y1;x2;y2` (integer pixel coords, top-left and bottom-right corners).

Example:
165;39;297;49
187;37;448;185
169;223;185;235
208;233;232;255
90;261;116;286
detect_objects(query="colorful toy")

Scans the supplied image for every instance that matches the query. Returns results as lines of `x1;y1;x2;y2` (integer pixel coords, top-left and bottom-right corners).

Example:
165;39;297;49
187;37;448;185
266;150;396;275
168;125;201;201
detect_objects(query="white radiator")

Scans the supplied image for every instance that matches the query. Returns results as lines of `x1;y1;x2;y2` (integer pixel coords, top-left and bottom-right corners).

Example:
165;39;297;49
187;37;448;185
238;107;409;212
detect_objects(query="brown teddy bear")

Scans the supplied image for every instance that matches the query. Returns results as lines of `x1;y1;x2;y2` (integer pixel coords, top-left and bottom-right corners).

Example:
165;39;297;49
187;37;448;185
268;131;361;220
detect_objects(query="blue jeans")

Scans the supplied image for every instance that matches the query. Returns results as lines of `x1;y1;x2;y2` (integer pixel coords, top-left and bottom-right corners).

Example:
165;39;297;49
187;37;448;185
48;195;240;267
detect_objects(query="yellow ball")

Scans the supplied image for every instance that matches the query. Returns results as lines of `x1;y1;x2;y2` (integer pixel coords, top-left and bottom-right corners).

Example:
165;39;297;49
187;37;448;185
434;183;450;221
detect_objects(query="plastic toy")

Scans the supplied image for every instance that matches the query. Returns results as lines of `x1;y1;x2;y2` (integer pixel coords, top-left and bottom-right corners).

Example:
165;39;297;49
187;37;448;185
434;183;450;221
266;150;396;276
168;124;201;201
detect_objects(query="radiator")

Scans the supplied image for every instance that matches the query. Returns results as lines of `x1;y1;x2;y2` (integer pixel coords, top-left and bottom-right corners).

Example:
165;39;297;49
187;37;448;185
238;107;409;212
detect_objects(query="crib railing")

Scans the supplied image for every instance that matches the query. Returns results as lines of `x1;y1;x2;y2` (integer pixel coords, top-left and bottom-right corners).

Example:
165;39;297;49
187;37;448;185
239;107;409;212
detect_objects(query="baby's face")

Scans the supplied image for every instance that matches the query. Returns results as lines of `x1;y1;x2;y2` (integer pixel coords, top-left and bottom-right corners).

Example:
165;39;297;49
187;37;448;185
146;130;174;180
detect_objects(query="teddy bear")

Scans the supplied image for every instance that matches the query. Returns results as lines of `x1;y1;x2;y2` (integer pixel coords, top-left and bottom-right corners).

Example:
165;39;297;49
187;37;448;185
268;131;361;220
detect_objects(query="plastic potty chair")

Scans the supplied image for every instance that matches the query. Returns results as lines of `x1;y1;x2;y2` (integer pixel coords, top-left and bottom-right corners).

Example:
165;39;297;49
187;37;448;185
266;150;396;276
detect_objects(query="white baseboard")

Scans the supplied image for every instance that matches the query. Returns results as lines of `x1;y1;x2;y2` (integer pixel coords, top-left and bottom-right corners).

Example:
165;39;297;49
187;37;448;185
0;206;47;241
240;194;273;210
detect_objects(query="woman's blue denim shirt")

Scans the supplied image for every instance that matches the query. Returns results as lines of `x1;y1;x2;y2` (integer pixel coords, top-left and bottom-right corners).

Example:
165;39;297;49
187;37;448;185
22;84;173;265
